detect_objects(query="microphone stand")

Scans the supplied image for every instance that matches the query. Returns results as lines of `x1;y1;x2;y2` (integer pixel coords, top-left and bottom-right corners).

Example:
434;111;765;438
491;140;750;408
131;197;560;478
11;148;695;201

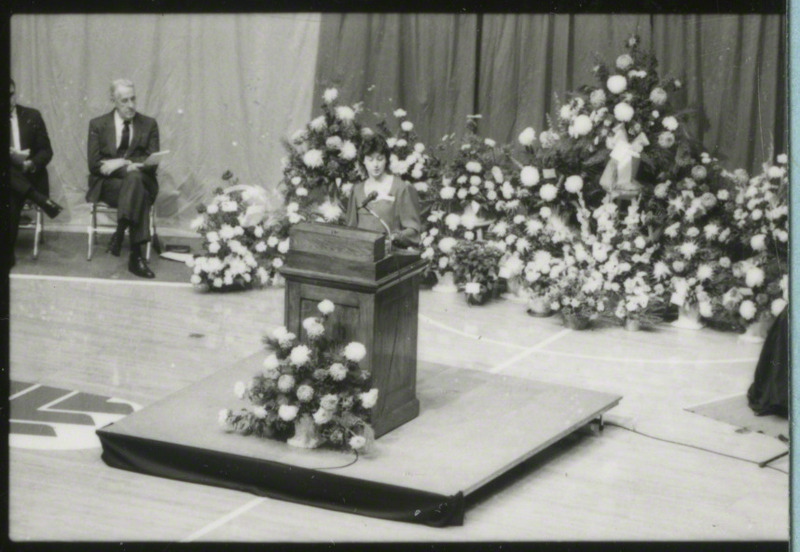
363;205;393;254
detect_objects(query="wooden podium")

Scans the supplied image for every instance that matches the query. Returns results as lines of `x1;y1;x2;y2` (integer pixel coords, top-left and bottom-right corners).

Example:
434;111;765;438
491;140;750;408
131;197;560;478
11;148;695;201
280;222;427;438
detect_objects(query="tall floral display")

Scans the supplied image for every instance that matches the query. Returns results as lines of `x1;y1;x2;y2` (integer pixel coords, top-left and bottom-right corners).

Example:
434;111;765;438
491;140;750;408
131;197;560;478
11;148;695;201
221;299;378;452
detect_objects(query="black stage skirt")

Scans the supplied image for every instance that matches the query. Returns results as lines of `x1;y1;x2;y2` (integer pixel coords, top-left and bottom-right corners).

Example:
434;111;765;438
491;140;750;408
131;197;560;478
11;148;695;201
747;308;789;418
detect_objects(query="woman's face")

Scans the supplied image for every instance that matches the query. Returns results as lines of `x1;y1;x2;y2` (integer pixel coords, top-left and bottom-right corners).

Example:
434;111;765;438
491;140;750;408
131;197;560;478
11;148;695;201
363;153;387;179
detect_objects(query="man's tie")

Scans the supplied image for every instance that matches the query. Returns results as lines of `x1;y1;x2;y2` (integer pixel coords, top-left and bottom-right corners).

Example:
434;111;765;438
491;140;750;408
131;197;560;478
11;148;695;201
117;120;131;157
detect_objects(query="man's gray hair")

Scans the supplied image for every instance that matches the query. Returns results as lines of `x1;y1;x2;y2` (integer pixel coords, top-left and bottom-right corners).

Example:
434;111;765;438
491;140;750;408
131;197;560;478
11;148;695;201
110;78;135;100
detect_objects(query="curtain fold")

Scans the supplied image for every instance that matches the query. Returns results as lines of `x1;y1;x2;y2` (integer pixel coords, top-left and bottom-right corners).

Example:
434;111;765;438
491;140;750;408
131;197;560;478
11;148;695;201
314;13;478;148
11;14;321;229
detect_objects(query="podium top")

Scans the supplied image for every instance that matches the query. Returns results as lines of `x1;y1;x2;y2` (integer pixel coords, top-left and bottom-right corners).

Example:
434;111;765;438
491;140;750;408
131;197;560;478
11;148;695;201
290;222;387;263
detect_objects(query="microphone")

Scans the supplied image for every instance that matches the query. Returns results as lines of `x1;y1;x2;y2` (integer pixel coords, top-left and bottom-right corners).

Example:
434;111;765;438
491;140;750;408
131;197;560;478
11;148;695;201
360;191;379;209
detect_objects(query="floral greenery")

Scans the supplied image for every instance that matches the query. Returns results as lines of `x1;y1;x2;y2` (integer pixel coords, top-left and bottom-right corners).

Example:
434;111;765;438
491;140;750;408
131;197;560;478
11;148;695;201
220;299;378;452
450;240;505;304
189;171;288;291
376;108;444;213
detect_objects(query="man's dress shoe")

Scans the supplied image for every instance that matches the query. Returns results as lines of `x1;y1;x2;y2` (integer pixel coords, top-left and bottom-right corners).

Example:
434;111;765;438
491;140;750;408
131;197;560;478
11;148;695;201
107;232;123;257
40;198;63;219
128;254;155;279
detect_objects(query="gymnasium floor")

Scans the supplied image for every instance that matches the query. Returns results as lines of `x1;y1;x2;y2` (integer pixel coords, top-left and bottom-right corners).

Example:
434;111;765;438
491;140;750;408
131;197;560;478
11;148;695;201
7;247;789;542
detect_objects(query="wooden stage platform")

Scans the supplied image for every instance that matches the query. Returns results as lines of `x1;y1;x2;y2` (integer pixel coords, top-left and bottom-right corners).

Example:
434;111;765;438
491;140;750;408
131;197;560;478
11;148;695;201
97;352;621;526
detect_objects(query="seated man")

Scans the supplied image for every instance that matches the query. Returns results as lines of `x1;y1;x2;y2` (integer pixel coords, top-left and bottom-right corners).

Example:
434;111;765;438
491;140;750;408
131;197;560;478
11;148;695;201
86;78;160;278
7;78;63;269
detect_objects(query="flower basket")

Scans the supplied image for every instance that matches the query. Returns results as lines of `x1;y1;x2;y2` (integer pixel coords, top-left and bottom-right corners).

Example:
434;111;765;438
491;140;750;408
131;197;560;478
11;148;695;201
432;270;458;293
738;316;772;343
624;318;642;332
671;304;704;330
286;414;321;449
563;313;591;330
526;294;553;317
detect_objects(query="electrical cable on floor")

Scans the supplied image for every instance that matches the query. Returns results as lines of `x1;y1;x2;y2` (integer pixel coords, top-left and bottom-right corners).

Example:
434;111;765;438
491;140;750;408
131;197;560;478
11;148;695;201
603;420;789;475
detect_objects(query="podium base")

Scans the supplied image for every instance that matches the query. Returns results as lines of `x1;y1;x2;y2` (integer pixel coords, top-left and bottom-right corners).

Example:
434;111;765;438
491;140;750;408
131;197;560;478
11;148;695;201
374;397;420;438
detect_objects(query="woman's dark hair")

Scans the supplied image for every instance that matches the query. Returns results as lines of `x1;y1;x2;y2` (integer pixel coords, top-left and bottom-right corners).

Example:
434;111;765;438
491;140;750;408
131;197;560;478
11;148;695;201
358;133;390;162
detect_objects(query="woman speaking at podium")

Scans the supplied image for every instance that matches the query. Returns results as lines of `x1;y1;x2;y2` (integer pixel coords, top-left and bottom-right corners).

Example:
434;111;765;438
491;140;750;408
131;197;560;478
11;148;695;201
346;134;422;248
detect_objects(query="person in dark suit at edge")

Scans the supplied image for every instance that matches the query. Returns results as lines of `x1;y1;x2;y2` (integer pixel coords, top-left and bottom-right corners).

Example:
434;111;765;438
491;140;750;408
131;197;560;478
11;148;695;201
86;78;160;278
6;78;63;269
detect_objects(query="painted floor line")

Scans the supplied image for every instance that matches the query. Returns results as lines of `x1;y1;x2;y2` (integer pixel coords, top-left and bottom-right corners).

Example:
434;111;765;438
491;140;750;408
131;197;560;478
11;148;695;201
180;497;267;542
11;273;193;288
420;313;759;366
489;328;573;374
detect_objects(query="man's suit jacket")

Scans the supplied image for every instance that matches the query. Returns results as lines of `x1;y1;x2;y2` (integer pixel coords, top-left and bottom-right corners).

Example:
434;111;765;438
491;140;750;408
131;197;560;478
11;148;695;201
11;104;53;195
86;110;160;203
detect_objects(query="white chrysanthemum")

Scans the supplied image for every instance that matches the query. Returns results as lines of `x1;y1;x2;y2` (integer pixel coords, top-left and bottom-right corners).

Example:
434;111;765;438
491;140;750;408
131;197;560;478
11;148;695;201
616;53;634;70
263;353;280;371
303;149;324;168
278;404;299;422
698;301;714;319
678;241;698;259
393;108;407;118
328;363;347;381
335;105;355;121
658;131;675;149
607;75;627;94
296;384;314;402
252;406;268;420
719;257;731;268
445;213;461;231
564;175;583;194
349;435;367;450
771;298;787;316
518;127;536;146
360;388;379;409
278;240;291;254
318;299;335;315
465;161;482;174
277;374;295;392
303;316;325;338
672;260;686;273
767;166;784;179
318;200;343;222
572;115;593;136
653;261;670;280
745;266;765;288
208;242;221;254
662;116;679;131
776;153;788;164
460;211;477;229
323;87;338;103
401;121;414;132
739;300;757;321
344;342;367;362
590;89;607;107
697;264;713;281
339;141;357;160
614;102;634;122
309;115;327;131
290;345;312;366
520;166;540;187
484;138;496;147
320;394;339;411
539;183;558;201
438;256;449;269
464;282;482;295
559;104;573;120
649;87;668;105
539;206;552;218
750;234;767;251
438;237;457;255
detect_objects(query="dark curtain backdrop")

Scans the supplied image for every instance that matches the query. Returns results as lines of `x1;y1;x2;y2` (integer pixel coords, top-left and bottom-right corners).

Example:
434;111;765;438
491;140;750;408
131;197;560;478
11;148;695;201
314;14;479;149
315;13;786;173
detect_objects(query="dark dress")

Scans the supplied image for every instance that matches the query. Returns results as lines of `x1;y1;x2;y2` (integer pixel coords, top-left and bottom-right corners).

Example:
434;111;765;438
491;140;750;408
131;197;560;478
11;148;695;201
346;176;422;247
747;308;789;417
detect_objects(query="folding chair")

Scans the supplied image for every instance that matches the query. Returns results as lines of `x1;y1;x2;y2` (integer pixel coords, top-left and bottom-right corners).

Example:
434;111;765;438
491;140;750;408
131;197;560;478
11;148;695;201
87;202;158;261
19;201;44;259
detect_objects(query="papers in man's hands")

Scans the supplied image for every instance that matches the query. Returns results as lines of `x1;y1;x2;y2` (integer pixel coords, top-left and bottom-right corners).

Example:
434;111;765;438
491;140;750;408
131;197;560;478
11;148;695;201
9;148;30;164
143;150;171;166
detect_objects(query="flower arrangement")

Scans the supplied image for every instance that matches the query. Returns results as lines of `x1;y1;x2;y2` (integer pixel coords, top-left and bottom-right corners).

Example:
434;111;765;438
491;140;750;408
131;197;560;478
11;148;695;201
440;116;520;221
220;299;378;452
532;34;690;212
189;171;287;291
280;87;367;222
376;108;443;212
450;240;506;305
